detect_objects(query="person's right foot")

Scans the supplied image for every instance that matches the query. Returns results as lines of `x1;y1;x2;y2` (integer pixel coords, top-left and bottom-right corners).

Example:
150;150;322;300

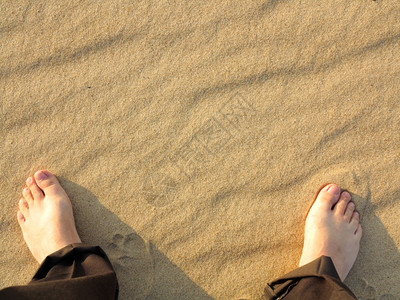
299;183;362;281
17;170;82;264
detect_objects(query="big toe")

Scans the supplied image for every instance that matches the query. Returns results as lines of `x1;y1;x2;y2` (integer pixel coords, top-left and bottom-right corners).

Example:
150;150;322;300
34;170;65;196
315;183;341;209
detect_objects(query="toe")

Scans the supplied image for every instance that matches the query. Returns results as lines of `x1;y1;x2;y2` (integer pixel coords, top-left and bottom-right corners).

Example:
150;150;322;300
22;187;33;205
344;201;355;221
305;184;340;220
19;198;29;219
26;176;44;201
350;211;360;229
355;223;362;237
17;210;25;226
305;184;341;221
316;183;341;208
34;170;65;196
334;191;351;215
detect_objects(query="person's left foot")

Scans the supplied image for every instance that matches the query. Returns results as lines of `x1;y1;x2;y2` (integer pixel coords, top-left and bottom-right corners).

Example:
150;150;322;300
17;170;82;264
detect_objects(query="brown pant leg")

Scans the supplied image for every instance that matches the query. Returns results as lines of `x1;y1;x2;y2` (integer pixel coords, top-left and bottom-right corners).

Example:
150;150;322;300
263;256;357;300
0;243;118;300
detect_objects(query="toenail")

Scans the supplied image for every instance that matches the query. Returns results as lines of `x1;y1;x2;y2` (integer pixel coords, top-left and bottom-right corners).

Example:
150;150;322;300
26;177;32;185
36;171;48;181
23;187;29;194
327;184;340;195
342;191;351;199
349;202;355;208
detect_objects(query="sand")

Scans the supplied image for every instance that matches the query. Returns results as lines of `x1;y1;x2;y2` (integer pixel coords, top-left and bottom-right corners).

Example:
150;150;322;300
1;0;400;299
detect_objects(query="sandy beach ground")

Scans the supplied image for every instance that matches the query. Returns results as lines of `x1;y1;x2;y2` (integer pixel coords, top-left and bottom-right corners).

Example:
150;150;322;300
1;1;400;299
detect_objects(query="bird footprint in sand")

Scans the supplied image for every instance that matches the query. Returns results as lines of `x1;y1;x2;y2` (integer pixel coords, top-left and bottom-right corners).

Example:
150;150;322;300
358;278;395;300
107;233;154;299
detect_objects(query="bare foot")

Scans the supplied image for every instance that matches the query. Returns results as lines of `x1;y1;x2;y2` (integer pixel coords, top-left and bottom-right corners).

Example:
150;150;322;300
17;170;82;264
299;183;362;281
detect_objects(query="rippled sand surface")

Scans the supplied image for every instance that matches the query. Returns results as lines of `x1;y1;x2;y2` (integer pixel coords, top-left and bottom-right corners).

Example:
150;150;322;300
1;1;400;299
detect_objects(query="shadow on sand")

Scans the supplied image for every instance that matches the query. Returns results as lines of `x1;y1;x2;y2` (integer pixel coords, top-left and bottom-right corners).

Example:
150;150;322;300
57;178;400;299
345;191;400;300
58;177;213;300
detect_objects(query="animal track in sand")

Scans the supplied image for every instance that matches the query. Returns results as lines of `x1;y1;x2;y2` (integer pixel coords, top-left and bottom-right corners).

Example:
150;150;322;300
107;233;154;300
358;278;395;300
